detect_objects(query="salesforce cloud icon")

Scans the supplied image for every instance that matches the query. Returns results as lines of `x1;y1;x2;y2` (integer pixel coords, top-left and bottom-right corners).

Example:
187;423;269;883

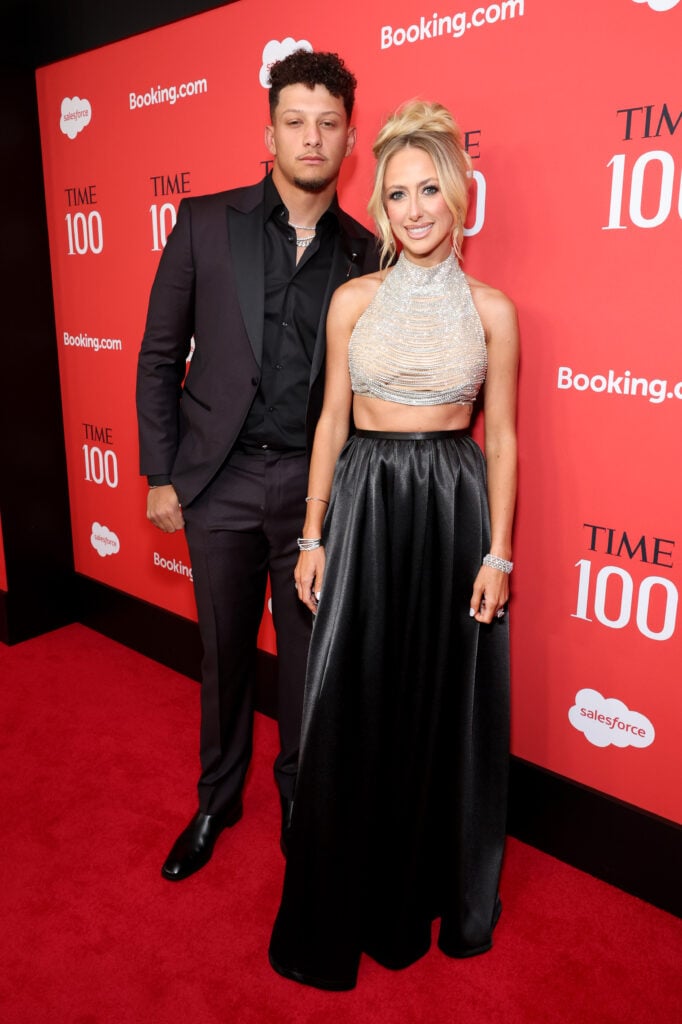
569;689;655;749
90;522;120;558
260;38;313;88
60;97;92;139
632;0;680;11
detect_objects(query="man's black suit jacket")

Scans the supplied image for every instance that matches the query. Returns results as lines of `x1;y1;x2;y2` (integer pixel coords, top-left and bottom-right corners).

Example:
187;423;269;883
136;178;378;507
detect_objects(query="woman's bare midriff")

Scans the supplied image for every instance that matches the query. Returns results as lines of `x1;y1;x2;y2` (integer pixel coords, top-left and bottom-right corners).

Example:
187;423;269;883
352;394;473;433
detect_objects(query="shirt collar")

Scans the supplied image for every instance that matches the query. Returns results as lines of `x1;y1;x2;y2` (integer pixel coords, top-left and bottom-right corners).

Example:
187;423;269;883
264;173;340;230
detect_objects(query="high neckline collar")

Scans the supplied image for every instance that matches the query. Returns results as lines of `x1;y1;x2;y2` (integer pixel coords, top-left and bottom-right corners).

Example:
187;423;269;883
397;249;457;272
391;249;459;289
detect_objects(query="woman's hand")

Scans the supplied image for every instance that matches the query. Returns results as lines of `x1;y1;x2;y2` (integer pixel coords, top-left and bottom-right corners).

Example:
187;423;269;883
295;548;326;614
469;563;510;624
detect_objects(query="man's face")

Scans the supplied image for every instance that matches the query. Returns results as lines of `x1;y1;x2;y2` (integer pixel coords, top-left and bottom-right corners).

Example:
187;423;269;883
265;84;356;194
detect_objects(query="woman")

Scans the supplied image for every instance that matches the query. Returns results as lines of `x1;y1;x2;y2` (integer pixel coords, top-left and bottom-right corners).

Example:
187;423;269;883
269;100;519;990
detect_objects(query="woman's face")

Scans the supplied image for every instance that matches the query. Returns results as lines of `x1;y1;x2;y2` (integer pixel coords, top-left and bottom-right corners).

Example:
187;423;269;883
383;146;455;266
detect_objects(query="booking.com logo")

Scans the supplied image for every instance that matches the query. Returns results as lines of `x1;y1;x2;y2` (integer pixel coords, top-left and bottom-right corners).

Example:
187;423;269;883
557;366;682;404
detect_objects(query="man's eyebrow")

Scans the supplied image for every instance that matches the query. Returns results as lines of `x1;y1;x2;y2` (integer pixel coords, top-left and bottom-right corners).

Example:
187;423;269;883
279;108;343;117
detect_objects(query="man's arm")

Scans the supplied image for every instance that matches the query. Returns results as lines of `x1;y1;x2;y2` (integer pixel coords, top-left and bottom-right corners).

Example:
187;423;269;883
136;198;196;480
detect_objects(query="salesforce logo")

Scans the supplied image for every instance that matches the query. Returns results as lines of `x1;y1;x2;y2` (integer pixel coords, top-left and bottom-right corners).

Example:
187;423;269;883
259;38;312;88
632;0;680;10
568;688;655;749
60;96;92;139
90;522;120;558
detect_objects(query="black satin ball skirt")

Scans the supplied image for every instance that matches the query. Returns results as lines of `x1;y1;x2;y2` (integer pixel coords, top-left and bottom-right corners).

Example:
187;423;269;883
270;430;510;990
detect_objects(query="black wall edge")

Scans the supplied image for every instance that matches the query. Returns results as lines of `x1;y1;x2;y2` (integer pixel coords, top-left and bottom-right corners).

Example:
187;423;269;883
7;0;233;71
0;64;76;646
507;756;681;918
75;576;278;718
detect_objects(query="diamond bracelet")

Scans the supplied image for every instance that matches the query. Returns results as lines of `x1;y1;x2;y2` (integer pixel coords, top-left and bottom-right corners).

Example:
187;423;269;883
297;537;323;551
483;553;513;574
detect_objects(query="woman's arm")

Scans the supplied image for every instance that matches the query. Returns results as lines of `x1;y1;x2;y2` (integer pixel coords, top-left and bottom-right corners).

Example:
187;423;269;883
469;286;519;624
294;277;374;612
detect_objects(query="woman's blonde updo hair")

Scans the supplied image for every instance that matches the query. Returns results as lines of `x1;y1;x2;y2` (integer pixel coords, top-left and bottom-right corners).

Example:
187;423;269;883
368;100;472;267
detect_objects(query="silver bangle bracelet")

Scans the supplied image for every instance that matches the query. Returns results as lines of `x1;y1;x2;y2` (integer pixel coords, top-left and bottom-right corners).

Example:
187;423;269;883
297;537;323;551
483;553;513;574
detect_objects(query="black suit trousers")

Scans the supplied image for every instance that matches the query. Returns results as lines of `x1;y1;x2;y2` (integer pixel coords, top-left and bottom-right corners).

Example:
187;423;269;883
183;448;312;814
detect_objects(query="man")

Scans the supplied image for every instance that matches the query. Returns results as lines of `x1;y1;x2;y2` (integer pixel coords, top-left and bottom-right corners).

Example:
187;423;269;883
136;50;378;882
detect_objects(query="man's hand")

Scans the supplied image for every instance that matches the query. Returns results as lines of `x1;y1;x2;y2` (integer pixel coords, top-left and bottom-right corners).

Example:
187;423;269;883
147;484;185;533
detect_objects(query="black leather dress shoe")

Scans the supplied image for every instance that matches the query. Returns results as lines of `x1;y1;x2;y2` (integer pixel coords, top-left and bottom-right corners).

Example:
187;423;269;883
279;794;293;857
161;802;243;881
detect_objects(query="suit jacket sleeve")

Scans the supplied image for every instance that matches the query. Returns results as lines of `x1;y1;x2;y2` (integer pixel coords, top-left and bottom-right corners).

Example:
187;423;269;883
136;198;195;477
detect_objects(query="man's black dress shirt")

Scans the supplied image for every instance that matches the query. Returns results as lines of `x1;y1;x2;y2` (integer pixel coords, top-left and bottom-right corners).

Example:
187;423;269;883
239;174;338;452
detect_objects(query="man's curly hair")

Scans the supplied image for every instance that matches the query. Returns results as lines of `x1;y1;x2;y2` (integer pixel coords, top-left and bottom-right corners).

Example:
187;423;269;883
268;50;357;120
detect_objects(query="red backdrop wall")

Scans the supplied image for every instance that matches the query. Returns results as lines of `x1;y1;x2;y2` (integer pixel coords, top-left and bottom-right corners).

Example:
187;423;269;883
36;0;682;825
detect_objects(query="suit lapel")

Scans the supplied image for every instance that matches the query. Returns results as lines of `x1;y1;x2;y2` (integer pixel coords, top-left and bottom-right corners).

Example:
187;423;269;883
226;182;369;384
227;202;265;366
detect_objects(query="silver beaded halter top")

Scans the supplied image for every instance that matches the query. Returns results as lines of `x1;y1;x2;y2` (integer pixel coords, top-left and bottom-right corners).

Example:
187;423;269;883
349;250;487;406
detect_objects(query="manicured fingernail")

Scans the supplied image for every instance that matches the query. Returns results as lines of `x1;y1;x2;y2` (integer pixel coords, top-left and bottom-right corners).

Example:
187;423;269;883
469;608;475;617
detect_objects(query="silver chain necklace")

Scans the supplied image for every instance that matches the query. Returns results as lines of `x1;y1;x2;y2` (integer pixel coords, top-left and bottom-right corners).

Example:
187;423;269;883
289;223;316;249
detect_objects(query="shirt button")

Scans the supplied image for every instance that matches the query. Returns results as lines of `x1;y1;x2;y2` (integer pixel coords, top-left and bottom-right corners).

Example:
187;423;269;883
275;364;282;370
268;406;275;412
281;321;288;327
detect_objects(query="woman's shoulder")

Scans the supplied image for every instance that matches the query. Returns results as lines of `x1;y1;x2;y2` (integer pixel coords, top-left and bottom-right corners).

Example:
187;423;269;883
331;268;387;319
465;274;517;331
465;274;514;310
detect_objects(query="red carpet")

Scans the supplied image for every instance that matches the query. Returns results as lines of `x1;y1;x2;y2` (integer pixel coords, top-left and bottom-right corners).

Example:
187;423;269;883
0;624;680;1024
